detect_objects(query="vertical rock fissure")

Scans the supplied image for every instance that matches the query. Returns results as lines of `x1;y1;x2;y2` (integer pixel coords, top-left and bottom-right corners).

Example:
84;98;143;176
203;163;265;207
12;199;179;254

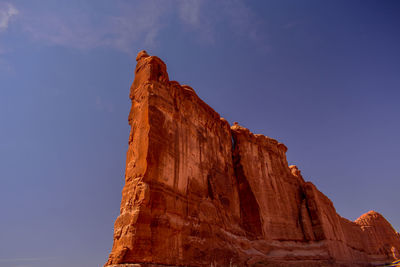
232;134;263;239
234;157;263;239
207;174;215;200
173;127;180;190
298;189;315;241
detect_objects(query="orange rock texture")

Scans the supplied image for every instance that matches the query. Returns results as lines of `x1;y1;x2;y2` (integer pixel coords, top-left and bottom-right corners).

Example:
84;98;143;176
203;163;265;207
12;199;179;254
105;51;400;267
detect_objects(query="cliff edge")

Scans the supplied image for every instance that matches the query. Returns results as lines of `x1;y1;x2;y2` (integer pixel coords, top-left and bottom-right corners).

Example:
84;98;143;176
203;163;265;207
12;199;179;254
105;51;400;267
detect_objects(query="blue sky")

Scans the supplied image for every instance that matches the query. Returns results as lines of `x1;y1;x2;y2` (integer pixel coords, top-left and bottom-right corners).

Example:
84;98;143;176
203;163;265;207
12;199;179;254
1;1;400;267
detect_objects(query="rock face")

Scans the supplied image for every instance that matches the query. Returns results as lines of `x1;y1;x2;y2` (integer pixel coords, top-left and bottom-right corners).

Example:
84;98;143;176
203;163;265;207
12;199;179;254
105;51;400;267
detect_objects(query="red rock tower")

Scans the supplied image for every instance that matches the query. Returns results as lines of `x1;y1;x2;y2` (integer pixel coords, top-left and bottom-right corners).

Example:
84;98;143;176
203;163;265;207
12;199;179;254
105;51;400;267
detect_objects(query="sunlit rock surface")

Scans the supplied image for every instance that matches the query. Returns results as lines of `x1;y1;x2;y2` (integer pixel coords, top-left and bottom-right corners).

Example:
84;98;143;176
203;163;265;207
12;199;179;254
105;51;400;267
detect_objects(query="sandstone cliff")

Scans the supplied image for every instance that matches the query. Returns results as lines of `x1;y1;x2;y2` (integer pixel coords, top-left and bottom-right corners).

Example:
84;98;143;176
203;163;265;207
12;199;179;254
105;51;400;267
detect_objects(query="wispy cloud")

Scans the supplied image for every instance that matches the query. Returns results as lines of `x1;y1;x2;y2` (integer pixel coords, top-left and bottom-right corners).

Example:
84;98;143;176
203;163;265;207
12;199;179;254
176;0;268;46
0;2;18;31
4;1;267;54
21;1;168;55
0;2;18;72
176;0;215;43
178;0;202;27
221;0;266;42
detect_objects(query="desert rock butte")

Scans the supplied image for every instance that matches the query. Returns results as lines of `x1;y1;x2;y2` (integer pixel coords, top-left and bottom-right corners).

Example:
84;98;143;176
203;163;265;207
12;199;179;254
104;51;400;267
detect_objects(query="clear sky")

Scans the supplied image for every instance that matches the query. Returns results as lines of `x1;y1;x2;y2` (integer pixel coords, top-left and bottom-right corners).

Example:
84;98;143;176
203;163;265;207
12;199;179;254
1;1;399;267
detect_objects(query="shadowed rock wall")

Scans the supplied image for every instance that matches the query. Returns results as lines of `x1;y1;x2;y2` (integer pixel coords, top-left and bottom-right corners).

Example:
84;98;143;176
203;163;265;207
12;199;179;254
105;51;400;267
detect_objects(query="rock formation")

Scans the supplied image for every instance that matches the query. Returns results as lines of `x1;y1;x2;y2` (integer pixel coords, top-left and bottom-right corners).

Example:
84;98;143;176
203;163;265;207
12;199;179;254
105;51;400;267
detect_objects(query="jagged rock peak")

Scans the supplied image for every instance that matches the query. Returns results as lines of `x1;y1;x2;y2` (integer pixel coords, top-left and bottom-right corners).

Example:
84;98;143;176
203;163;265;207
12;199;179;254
136;50;149;61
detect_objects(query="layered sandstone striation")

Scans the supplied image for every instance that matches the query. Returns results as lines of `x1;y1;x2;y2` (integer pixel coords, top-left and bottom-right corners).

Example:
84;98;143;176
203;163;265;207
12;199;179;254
105;51;400;267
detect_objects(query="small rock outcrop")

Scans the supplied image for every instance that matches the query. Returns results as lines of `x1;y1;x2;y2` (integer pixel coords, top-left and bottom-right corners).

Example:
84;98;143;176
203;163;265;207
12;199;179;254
105;51;400;267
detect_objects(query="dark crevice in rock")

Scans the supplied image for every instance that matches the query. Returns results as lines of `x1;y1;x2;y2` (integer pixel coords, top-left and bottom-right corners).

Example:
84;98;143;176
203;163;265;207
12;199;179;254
231;133;263;239
207;174;214;200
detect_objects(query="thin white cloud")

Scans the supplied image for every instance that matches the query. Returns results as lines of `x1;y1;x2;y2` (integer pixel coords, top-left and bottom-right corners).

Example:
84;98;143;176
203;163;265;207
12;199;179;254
0;2;18;31
21;1;168;54
0;2;18;60
178;0;202;27
176;0;215;43
12;0;267;54
176;0;267;46
222;0;264;41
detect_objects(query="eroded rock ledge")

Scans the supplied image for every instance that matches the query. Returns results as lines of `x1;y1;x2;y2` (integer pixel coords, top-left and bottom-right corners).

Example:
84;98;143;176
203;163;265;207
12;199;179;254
105;51;400;267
